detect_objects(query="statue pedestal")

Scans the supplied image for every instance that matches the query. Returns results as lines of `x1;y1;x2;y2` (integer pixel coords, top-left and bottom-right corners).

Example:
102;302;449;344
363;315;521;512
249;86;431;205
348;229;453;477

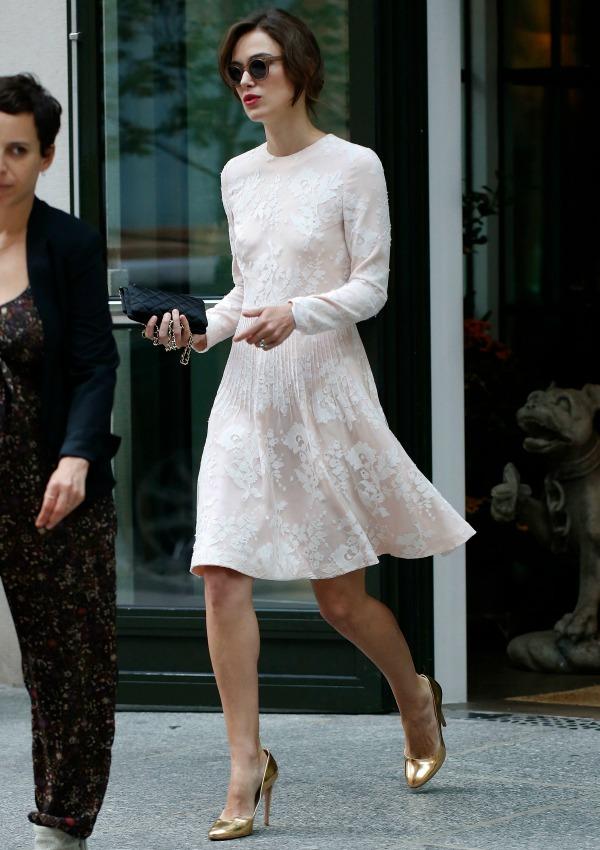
508;630;600;672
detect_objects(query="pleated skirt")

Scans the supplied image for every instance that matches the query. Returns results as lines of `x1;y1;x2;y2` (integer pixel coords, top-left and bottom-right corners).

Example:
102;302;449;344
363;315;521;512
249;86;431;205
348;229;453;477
191;316;474;579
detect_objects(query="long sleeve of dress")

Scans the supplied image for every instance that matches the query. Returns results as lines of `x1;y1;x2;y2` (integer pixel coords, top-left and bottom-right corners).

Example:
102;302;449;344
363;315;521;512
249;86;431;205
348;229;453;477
201;168;244;353
289;149;391;335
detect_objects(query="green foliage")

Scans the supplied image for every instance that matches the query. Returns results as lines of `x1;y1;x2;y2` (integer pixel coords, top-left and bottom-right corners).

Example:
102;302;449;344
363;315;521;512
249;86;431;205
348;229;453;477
109;0;349;180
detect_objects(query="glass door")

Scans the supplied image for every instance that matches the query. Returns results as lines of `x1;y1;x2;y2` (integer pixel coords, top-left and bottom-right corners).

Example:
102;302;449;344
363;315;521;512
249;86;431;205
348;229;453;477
72;0;434;710
464;0;600;701
94;0;398;710
103;0;349;612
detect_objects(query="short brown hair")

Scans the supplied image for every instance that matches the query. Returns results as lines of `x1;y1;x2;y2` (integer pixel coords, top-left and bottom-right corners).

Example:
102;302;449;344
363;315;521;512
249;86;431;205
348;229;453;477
0;73;61;155
218;7;325;117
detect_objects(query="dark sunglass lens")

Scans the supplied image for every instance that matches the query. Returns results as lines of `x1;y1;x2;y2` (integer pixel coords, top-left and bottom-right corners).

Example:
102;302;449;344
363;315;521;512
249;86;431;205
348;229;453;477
249;58;269;80
227;64;243;84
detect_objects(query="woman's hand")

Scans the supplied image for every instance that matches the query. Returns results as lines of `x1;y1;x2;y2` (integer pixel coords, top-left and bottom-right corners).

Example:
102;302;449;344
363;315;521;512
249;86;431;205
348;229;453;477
233;304;296;350
35;456;90;531
144;310;207;353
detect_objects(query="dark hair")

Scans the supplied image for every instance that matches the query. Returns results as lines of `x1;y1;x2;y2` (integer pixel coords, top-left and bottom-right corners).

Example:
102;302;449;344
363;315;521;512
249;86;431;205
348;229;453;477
218;7;324;117
0;73;62;155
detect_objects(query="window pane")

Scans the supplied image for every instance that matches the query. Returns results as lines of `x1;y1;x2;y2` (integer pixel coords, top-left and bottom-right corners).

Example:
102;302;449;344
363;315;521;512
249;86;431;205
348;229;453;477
112;326;225;608
503;85;546;304
104;0;349;609
561;0;582;65
560;0;600;68
103;0;348;297
503;0;551;68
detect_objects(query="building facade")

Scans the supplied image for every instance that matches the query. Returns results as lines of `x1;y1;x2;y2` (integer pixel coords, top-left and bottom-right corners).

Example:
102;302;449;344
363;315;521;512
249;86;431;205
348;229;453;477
0;0;470;708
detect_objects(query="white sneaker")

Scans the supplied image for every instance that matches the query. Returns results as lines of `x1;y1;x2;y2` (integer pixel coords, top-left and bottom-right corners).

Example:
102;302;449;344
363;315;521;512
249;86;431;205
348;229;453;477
33;825;88;849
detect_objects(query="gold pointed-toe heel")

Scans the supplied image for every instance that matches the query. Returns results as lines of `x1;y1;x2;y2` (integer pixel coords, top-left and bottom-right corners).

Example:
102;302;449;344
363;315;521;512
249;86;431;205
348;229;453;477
208;749;279;841
404;674;447;789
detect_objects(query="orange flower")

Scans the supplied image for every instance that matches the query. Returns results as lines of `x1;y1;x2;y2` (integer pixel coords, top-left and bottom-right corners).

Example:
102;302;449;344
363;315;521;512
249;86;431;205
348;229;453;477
466;496;486;514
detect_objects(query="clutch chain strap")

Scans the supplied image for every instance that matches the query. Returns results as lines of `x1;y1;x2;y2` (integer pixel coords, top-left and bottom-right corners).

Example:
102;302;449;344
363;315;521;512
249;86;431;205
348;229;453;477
142;320;195;365
166;318;178;351
180;335;194;365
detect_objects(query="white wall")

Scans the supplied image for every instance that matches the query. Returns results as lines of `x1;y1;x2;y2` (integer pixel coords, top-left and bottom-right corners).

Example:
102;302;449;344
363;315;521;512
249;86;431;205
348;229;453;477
1;0;71;212
0;0;71;686
427;0;468;703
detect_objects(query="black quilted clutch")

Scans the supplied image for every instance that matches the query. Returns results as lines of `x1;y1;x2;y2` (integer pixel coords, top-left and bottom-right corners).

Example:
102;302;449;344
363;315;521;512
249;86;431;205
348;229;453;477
119;283;208;334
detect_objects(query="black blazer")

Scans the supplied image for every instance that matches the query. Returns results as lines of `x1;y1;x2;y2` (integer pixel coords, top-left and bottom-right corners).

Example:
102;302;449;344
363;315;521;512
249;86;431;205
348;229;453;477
26;197;120;502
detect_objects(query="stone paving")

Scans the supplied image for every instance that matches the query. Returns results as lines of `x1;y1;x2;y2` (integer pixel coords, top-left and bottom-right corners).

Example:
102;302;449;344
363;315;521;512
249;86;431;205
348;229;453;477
2;686;600;850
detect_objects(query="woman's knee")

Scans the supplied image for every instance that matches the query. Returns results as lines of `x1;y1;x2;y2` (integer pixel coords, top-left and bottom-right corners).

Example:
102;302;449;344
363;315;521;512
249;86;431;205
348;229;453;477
316;589;360;632
203;566;251;612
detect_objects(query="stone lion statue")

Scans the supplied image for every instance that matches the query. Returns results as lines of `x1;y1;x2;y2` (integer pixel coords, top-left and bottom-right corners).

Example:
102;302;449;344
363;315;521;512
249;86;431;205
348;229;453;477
491;383;600;671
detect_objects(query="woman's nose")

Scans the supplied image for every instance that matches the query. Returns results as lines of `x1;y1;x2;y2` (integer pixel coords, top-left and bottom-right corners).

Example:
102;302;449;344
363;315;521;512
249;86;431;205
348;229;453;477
240;70;254;86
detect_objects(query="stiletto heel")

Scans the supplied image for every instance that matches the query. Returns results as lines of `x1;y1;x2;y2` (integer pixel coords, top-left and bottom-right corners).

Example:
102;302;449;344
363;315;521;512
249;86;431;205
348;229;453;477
208;749;279;841
263;785;273;826
404;674;447;789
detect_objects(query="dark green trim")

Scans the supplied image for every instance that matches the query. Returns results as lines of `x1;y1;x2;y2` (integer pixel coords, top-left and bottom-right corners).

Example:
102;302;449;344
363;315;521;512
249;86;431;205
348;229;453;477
462;0;476;317
373;0;435;684
66;1;75;214
497;0;506;338
348;0;377;150
116;608;383;712
74;0;104;230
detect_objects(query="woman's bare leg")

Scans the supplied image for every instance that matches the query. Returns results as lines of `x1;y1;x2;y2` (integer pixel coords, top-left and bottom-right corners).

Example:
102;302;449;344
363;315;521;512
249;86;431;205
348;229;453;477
203;566;267;818
312;569;440;758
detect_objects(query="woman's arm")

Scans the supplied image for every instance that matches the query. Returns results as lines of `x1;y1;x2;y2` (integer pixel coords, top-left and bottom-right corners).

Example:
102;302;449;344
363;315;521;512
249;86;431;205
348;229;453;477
289;148;391;335
36;227;118;530
59;228;119;462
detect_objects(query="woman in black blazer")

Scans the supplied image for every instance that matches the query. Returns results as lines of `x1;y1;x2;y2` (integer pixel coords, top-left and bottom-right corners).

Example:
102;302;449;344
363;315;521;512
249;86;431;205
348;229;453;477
0;75;119;850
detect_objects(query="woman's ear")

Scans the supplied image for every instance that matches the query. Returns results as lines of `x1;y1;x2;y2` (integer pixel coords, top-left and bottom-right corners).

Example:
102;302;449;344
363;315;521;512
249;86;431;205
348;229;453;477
40;144;55;174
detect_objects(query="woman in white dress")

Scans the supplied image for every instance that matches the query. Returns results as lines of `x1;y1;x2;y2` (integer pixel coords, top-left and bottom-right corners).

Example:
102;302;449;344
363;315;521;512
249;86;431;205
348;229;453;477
147;7;474;841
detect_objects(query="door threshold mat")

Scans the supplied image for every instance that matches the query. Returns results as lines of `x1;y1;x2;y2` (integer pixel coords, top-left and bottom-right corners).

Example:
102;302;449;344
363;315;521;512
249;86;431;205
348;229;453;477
508;684;600;707
464;710;600;731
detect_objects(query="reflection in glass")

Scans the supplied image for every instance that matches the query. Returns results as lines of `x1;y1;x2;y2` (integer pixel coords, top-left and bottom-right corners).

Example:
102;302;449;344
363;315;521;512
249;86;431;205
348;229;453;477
502;73;599;385
560;0;600;68
104;0;349;609
112;326;226;608
113;325;320;609
104;0;348;297
504;0;551;69
561;0;582;65
503;86;545;304
559;86;599;339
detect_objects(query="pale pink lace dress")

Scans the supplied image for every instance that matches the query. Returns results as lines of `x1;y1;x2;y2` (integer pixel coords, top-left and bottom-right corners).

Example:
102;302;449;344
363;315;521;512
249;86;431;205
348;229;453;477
191;134;474;579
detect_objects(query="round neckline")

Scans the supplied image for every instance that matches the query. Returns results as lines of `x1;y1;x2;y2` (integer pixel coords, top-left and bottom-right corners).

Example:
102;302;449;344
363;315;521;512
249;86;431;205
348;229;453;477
262;133;333;161
0;286;30;310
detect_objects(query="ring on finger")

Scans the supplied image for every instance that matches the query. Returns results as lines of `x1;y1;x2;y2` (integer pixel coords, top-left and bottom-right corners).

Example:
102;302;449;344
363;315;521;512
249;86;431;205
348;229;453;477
258;338;267;350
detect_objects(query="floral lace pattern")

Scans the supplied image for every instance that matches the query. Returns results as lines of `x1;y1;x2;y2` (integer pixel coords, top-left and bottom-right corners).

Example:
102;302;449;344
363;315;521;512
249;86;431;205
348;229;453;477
192;135;474;579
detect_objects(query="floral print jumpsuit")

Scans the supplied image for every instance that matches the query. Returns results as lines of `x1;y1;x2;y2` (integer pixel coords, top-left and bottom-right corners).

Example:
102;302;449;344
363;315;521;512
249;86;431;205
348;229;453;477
0;289;117;840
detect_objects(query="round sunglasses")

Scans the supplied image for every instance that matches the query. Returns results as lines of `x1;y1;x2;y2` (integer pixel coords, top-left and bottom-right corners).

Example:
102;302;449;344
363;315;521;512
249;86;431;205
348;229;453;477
226;55;283;87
